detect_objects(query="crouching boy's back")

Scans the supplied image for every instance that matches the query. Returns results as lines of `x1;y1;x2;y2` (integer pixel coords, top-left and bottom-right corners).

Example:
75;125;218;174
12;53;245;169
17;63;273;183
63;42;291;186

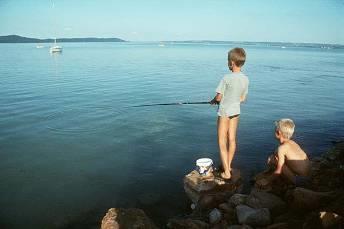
270;119;310;183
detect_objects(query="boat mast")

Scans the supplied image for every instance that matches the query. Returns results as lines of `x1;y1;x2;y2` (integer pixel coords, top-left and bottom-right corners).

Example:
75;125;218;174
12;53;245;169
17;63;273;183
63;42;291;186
52;0;57;45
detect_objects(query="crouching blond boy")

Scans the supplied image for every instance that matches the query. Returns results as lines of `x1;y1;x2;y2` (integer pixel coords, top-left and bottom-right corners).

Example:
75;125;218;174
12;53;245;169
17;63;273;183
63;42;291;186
267;118;310;184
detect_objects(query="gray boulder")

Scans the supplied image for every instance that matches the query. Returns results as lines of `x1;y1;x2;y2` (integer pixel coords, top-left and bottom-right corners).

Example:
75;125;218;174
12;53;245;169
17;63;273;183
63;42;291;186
236;204;271;226
246;189;287;216
219;203;237;224
229;193;248;207
209;208;222;224
218;202;232;213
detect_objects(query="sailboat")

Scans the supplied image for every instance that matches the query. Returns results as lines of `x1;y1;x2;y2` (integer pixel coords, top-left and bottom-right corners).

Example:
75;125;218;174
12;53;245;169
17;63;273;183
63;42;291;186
50;38;62;53
49;1;62;53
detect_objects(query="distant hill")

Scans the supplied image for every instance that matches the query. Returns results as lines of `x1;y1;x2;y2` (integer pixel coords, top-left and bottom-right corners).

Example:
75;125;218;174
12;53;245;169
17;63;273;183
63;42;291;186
0;35;125;43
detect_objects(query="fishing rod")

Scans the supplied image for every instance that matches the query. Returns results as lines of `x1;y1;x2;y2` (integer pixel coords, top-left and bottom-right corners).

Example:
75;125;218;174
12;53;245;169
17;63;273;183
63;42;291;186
130;101;211;108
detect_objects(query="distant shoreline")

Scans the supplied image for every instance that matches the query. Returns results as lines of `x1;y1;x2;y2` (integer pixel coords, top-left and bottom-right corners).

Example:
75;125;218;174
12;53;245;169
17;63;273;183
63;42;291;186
0;35;126;43
1;35;343;49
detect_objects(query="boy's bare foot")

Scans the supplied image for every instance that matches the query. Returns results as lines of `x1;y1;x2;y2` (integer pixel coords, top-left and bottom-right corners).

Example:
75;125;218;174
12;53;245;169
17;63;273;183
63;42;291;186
220;171;231;180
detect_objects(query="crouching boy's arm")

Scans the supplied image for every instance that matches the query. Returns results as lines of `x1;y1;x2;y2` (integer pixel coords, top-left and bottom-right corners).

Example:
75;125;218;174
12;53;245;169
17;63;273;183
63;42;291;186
274;148;285;175
210;93;222;105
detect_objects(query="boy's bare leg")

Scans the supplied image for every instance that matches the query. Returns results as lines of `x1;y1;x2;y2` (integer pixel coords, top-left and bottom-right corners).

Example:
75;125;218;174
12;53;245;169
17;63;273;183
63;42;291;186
217;116;231;178
226;130;231;171
227;115;239;176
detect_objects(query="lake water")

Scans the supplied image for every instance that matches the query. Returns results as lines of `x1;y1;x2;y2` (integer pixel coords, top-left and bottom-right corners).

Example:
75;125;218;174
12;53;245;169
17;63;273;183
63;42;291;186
1;42;344;228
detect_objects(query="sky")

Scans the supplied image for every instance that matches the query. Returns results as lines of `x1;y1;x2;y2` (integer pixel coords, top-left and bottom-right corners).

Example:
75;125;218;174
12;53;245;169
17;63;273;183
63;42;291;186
0;0;343;44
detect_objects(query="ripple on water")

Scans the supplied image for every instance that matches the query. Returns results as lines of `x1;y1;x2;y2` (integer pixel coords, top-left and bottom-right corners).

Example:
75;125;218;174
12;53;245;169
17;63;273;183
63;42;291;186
44;105;125;135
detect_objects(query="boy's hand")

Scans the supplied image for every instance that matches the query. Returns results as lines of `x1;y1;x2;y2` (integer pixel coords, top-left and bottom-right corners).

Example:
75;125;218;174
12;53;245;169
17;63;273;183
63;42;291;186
210;93;222;105
210;98;219;105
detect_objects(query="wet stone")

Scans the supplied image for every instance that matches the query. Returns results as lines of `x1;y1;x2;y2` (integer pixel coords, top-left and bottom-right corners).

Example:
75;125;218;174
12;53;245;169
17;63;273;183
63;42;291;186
101;208;157;229
184;169;242;203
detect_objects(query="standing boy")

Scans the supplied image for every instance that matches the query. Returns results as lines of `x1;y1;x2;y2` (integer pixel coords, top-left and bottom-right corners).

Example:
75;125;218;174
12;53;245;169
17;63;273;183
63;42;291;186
210;48;249;180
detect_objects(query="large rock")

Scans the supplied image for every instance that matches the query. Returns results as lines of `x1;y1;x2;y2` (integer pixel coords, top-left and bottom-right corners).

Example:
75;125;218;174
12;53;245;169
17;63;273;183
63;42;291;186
310;142;344;191
310;164;344;191
325;142;344;162
253;171;290;196
272;211;305;228
184;169;242;204
218;202;232;212
236;204;271;226
266;223;289;229
287;187;335;211
326;192;344;216
184;170;217;193
211;220;229;229
229;194;248;207
228;225;253;229
319;211;343;228
209;208;222;224
101;208;157;229
218;203;237;224
273;210;304;224
196;192;228;210
246;189;287;217
303;212;323;229
303;211;343;229
167;218;208;229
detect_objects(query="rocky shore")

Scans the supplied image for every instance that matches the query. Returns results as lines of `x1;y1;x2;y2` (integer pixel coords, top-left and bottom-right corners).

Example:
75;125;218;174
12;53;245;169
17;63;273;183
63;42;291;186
100;142;344;229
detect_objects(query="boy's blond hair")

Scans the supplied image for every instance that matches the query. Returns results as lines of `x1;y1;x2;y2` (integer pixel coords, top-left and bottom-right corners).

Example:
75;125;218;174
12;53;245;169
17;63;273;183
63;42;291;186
275;119;295;139
228;47;246;67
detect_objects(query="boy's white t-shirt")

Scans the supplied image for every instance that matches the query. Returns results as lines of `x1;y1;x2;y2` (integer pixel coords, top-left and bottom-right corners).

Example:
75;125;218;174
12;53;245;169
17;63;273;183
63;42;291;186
215;72;249;117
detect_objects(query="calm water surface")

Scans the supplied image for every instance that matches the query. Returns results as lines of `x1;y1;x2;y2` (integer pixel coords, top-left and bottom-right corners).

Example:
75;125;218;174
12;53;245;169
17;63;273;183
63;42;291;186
1;42;344;228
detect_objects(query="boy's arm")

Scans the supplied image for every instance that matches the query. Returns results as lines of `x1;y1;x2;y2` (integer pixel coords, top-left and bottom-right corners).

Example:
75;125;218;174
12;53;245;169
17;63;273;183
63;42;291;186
265;150;285;184
274;148;285;175
211;77;225;104
240;94;247;103
240;81;249;103
210;93;222;105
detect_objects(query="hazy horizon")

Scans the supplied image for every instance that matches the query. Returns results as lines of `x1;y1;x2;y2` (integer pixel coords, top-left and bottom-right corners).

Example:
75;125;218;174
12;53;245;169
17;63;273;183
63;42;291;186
0;0;343;44
2;34;344;46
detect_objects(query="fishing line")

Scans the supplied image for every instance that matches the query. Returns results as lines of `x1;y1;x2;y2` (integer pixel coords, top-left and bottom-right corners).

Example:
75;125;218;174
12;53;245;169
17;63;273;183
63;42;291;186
130;101;211;108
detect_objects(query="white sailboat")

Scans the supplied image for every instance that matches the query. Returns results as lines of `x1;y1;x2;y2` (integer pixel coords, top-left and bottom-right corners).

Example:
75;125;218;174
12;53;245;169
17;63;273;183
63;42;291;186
49;1;62;53
50;38;62;53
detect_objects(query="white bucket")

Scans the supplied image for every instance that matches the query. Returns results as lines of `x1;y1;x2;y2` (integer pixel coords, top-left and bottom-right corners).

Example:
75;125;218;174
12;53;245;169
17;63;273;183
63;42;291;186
196;158;213;176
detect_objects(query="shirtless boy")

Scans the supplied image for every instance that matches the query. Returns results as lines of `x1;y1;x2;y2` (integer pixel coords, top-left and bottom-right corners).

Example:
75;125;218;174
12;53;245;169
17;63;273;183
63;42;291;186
268;118;310;183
